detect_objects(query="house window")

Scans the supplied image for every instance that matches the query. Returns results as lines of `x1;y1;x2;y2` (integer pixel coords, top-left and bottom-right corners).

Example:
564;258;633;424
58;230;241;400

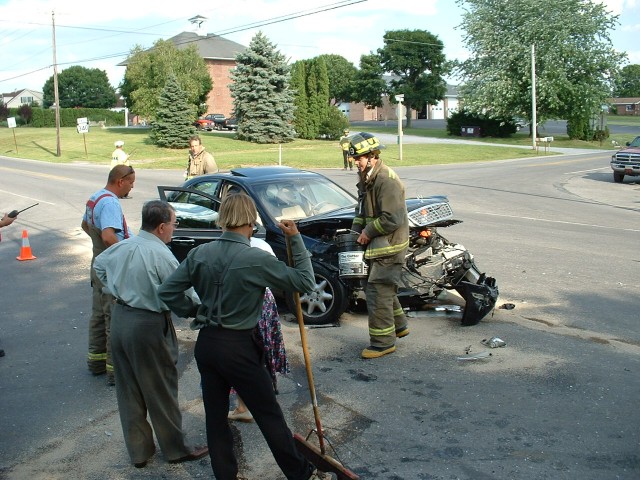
626;104;633;112
20;96;33;104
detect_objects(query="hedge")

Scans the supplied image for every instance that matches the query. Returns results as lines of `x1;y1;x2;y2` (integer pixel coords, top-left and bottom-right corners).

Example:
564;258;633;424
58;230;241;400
5;107;125;128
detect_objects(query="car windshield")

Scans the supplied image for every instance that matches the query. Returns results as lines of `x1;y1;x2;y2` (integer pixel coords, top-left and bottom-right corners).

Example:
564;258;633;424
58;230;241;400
253;176;356;222
628;136;640;147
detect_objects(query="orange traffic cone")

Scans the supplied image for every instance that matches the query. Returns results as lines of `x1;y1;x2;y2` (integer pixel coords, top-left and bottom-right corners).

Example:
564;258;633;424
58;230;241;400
16;229;36;261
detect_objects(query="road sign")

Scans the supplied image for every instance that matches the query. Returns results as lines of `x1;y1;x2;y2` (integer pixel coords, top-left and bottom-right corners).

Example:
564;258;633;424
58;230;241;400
7;117;16;128
77;123;89;134
77;117;88;125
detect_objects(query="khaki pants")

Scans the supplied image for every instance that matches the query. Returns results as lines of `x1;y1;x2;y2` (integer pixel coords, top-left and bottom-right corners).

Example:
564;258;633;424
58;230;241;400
365;258;407;348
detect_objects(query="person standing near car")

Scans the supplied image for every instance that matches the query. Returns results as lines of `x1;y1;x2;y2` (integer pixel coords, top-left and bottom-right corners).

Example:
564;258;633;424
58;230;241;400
81;165;135;384
158;193;327;480
93;200;208;469
185;135;217;180
349;132;410;359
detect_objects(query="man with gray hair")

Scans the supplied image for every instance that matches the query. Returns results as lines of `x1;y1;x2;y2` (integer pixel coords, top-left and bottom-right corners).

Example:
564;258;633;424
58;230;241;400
93;200;207;469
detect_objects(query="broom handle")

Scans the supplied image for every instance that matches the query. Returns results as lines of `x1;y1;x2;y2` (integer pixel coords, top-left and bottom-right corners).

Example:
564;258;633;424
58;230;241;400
286;235;326;454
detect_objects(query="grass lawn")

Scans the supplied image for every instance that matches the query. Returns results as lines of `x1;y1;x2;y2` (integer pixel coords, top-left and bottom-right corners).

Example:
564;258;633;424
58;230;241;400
0;122;622;171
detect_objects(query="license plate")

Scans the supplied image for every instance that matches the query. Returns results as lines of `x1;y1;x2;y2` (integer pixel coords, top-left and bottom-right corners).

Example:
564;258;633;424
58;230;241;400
625;169;633;174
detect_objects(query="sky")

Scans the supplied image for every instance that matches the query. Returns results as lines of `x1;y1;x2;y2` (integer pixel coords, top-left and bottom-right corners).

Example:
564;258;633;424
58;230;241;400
0;0;638;94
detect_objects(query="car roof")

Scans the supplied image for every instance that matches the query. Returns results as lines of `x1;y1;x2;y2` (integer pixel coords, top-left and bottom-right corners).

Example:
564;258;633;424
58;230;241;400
182;167;335;191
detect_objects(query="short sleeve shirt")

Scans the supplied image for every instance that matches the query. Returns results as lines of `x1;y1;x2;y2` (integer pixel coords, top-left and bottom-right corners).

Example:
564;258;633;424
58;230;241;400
83;189;132;241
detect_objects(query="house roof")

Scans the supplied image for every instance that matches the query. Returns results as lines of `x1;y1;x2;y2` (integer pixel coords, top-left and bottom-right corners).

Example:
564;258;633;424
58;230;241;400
117;32;246;66
608;97;640;105
2;88;43;103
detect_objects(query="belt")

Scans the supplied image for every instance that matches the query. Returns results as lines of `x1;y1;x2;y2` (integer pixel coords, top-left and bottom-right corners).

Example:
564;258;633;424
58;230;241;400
114;298;171;320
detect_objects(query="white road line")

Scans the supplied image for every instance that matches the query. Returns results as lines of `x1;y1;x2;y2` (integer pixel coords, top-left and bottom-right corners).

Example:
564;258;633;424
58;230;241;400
480;212;640;232
564;167;610;174
0;189;56;205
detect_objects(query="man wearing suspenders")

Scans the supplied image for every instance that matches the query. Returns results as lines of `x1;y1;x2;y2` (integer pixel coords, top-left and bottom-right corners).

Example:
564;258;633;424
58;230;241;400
81;165;135;385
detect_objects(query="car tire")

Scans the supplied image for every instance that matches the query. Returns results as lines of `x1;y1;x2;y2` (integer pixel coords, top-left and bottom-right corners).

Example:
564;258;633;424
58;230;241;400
613;171;624;183
285;263;349;325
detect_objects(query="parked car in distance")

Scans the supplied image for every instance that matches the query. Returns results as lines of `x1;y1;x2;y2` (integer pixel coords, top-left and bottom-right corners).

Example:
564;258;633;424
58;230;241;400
220;117;238;130
611;136;640;183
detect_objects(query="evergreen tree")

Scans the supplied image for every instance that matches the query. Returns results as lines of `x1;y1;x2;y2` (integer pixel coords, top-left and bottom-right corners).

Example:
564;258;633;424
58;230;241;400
290;61;310;139
306;57;330;139
230;32;295;144
150;74;196;148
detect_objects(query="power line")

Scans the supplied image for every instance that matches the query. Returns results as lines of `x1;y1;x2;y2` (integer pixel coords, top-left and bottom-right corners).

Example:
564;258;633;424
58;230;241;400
0;0;366;86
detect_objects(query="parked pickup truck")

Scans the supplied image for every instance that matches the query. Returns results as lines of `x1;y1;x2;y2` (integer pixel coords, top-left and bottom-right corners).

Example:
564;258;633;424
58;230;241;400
216;117;238;131
611;136;640;183
194;113;225;131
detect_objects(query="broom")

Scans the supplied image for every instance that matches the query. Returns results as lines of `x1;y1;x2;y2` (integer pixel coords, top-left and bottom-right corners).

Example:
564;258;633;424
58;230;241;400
286;236;359;480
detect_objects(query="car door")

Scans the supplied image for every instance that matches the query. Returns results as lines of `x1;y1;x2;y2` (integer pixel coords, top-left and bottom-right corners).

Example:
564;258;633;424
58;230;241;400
157;186;223;261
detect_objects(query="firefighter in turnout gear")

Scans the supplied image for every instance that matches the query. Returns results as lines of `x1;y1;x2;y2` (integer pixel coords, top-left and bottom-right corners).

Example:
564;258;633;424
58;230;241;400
349;132;410;359
339;129;353;170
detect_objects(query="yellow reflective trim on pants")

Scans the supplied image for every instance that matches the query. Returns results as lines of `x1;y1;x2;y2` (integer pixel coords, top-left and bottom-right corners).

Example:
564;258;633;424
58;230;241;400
393;307;404;317
106;363;114;373
87;352;107;361
369;325;395;337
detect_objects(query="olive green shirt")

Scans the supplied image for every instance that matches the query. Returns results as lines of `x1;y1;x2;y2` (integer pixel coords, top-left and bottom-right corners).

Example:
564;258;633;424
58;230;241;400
158;231;314;330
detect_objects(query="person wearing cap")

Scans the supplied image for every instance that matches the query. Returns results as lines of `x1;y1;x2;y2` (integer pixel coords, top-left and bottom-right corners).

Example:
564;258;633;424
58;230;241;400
111;141;133;199
339;129;353;170
111;141;130;168
348;132;410;359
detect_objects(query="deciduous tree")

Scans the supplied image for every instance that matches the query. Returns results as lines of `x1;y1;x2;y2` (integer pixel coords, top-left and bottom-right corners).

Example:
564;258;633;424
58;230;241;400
316;54;358;105
378;29;448;128
119;40;212;122
456;0;625;139
351;53;387;110
613;64;640;98
43;66;116;108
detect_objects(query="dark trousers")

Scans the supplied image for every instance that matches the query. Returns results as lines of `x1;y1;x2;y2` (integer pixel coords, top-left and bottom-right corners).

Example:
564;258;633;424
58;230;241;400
111;303;190;464
195;326;312;480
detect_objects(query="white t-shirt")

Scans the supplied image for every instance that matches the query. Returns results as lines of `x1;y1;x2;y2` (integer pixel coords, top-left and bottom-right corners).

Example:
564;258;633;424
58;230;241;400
250;237;275;257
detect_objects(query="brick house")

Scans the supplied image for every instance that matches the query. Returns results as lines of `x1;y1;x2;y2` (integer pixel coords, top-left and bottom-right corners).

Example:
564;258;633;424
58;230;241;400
608;97;640;116
119;31;246;119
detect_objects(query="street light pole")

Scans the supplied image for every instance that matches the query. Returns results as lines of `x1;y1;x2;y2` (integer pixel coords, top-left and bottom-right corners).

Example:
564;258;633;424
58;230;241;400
395;94;404;161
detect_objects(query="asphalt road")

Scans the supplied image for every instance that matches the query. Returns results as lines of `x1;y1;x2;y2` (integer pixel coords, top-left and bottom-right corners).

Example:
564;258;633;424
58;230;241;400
0;149;639;479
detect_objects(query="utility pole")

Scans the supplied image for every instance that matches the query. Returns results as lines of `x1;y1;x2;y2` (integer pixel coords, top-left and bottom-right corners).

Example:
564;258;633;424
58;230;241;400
531;44;537;150
52;11;61;157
